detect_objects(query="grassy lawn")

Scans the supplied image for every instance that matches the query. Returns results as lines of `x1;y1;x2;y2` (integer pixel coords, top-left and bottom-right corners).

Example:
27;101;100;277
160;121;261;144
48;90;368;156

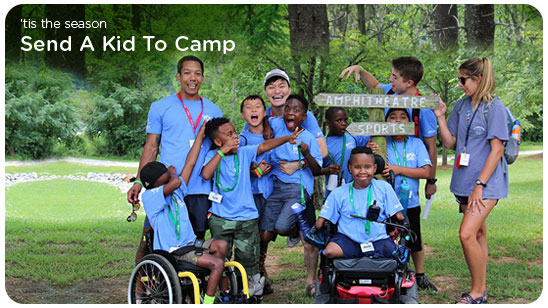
5;162;136;176
4;156;543;304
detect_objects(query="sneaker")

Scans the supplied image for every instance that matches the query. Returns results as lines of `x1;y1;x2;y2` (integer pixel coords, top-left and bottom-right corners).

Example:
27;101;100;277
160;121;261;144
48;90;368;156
263;277;274;295
287;236;300;247
416;274;438;292
248;273;265;297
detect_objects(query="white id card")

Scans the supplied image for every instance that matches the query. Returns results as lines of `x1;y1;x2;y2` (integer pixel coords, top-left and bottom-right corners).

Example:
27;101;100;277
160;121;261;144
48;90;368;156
460;152;470;166
189;139;195;148
208;191;223;203
360;242;375;253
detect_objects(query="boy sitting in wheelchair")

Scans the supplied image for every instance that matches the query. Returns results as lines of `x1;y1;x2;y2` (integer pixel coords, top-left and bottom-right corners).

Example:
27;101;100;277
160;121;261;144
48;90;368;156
140;123;230;305
313;146;405;260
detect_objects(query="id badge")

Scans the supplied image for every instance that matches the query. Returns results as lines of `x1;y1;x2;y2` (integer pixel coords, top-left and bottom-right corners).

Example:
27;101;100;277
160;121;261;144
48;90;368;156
360;242;375;253
459;152;470;167
208;191;223;203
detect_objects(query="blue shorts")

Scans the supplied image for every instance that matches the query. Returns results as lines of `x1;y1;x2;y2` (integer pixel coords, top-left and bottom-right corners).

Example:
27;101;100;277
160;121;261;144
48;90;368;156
329;233;396;259
260;180;315;233
183;194;211;234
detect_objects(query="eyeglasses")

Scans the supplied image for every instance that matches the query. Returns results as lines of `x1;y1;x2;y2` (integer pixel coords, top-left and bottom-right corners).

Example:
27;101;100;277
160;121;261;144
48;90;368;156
127;202;140;222
458;76;471;85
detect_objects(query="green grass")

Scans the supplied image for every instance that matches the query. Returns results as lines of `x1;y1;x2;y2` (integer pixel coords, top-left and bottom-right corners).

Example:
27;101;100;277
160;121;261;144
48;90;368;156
5;179;143;288
5;162;136;176
4;156;543;304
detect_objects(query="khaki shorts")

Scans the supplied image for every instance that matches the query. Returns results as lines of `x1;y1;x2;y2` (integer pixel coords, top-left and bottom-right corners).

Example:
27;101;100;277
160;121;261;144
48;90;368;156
173;239;213;265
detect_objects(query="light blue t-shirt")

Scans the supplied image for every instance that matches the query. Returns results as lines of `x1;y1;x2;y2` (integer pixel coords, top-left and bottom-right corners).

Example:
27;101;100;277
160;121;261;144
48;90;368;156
204;145;259;221
142;178;197;252
268;117;322;197
146;94;223;194
238;128;273;199
244;107;324;139
386;136;432;209
447;97;509;199
380;84;438;140
319;179;403;243
323;132;371;185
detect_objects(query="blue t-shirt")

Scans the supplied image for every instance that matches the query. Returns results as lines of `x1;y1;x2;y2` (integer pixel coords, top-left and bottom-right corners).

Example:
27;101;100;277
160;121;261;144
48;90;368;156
238;128;274;199
447;97;509;199
204;145;259;221
268;117;322;196
146;94;223;194
380;84;438;140
323;132;371;185
244;107;324;139
386;136;432;209
142;178;197;252
319;179;403;243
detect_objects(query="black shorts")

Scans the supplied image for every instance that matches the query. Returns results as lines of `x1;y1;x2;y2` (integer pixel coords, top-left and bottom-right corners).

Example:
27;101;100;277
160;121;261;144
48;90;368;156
455;195;499;213
406;206;423;252
184;194;211;234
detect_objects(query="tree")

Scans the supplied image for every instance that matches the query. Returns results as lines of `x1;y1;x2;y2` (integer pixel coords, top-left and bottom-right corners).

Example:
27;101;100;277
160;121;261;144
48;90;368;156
44;4;86;78
6;5;22;63
433;4;459;50
465;4;495;50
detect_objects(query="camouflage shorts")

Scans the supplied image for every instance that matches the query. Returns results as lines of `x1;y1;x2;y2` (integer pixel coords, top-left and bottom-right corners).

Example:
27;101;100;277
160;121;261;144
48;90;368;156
208;214;260;275
173;239;213;265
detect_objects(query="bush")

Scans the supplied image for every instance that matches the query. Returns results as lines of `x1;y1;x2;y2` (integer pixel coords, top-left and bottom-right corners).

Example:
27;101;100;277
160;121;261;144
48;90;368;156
5;64;80;159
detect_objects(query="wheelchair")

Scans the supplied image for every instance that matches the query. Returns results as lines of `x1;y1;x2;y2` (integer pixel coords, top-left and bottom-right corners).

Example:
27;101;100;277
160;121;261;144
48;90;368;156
128;229;250;304
311;199;418;304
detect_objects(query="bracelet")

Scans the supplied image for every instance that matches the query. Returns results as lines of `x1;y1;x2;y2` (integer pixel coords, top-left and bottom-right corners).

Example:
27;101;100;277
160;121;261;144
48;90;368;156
254;168;262;178
217;150;226;158
426;178;437;184
134;180;143;186
359;65;364;72
256;167;263;176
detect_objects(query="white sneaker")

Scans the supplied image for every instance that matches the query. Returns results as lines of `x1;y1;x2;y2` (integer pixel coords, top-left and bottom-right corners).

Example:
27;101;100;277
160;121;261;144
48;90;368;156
248;273;265;297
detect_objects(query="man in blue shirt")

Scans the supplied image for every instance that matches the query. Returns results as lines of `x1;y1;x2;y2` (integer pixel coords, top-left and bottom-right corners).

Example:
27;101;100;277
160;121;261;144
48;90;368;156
127;55;222;265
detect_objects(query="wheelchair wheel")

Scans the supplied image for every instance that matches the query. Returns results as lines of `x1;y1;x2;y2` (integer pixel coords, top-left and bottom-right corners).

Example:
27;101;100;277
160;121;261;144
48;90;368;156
128;254;182;304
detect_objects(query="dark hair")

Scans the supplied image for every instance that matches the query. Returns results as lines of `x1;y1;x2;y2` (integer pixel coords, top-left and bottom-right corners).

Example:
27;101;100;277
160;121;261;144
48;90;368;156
348;146;374;165
391;56;423;86
264;76;290;89
240;95;266;112
286;94;309;112
325;106;346;121
177;55;204;74
205;117;231;147
385;108;410;121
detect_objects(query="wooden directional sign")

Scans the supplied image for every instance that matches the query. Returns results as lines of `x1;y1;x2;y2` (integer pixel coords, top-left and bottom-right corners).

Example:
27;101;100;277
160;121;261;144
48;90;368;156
314;93;439;109
347;122;415;136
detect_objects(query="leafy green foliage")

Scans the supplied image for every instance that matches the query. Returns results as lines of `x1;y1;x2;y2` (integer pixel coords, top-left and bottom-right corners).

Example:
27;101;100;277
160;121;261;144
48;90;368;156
5;64;79;159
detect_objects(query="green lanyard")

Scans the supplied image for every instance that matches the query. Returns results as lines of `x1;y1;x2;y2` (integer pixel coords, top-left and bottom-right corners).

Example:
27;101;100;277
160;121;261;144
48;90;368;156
168;196;181;241
391;138;407;183
297;145;306;206
325;134;346;166
215;153;239;192
349;181;373;235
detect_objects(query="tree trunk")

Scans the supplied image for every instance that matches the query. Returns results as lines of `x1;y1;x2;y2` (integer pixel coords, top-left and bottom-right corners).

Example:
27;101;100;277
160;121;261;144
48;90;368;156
44;4;86;78
433;4;459;50
6;5;22;63
465;4;495;50
357;4;366;35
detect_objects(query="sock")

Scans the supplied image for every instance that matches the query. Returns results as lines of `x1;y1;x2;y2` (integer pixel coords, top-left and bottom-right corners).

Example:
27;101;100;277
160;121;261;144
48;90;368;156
203;294;215;304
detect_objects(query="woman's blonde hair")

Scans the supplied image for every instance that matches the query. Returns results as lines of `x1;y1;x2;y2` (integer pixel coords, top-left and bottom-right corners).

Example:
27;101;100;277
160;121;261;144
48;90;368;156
459;57;495;109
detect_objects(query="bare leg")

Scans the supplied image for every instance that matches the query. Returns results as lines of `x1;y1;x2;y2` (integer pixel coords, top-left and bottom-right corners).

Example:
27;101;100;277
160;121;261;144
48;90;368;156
197;240;229;297
301;231;319;293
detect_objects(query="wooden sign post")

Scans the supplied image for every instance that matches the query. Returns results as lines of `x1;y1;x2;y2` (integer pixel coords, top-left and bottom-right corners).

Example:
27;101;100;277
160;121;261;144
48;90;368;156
314;91;438;176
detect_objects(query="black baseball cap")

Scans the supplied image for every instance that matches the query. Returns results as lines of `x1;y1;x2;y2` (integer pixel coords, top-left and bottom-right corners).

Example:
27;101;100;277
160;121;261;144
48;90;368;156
140;161;168;189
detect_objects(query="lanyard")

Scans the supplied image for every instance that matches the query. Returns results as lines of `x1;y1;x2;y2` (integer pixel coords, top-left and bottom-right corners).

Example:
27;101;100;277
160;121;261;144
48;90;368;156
177;92;204;136
463;99;480;153
297;144;306;206
349;181;373;235
325;134;346;166
215;154;239;192
168;196;181;241
391;138;408;182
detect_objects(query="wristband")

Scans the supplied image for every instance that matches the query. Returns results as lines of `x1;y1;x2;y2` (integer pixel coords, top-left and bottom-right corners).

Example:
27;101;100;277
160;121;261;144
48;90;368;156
217;150;226;158
426;178;437;185
134;180;143;186
256;167;263;176
254;168;263;178
360;65;364;72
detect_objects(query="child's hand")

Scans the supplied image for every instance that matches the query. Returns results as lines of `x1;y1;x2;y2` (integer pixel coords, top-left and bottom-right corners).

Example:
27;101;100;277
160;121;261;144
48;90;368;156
167;165;177;175
279;161;300;175
299;142;309;156
288;127;305;144
326;164;341;175
263;121;274;140
219;138;239;155
197;120;208;139
257;160;272;175
366;140;379;153
381;164;393;179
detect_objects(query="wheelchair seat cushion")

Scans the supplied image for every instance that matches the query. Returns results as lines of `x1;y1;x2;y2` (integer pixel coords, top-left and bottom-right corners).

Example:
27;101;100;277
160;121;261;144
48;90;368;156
174;260;210;274
333;257;398;273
